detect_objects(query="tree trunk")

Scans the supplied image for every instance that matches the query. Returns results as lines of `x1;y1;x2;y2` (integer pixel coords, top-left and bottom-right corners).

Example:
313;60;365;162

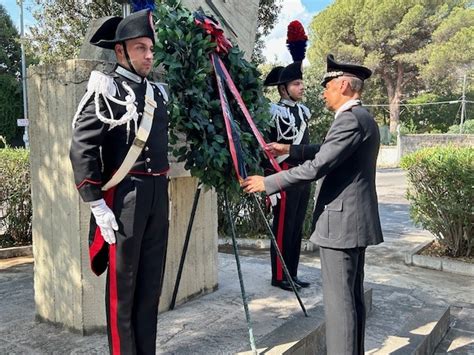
389;93;401;133
384;62;404;134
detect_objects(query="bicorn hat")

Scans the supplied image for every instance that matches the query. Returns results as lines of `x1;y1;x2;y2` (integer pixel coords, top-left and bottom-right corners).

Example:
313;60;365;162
263;66;284;87
321;54;372;87
90;9;155;49
278;61;303;85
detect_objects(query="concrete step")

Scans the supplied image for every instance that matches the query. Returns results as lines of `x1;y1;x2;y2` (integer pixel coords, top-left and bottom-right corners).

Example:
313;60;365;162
239;285;450;355
365;287;450;355
434;304;474;354
238;289;373;354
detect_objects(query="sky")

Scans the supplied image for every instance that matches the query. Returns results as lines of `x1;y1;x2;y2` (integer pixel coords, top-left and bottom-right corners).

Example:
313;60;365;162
262;0;334;65
1;0;36;30
1;0;334;63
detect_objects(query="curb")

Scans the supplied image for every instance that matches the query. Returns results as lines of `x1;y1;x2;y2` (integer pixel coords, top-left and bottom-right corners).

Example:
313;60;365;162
218;237;317;252
405;240;474;277
0;245;33;259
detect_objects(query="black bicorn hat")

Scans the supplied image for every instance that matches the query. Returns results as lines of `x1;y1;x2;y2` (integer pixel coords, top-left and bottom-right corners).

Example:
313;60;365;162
278;61;303;85
90;9;155;49
321;54;372;87
263;66;284;87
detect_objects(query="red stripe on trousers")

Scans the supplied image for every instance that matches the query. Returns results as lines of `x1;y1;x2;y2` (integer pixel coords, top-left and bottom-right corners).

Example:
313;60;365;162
88;188;120;354
276;162;290;281
109;243;120;355
276;191;287;281
103;190;120;355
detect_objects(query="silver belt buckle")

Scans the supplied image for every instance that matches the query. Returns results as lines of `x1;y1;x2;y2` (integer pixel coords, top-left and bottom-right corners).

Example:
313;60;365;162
133;137;146;149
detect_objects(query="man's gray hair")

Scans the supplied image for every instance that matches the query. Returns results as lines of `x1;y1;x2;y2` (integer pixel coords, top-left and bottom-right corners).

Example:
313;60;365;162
345;76;364;93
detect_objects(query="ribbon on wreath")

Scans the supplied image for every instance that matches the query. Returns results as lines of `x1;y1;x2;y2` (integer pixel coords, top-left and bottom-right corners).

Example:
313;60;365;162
194;12;282;182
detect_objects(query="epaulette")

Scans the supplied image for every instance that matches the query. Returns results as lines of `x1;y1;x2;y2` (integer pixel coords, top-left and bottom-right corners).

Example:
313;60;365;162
150;82;169;103
298;103;312;120
269;102;290;120
72;70;138;131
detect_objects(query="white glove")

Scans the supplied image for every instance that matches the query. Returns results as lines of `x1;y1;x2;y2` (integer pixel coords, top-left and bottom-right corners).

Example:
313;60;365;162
89;198;118;244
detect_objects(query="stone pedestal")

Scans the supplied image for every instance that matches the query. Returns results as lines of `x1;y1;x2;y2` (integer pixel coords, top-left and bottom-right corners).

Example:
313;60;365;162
28;59;218;333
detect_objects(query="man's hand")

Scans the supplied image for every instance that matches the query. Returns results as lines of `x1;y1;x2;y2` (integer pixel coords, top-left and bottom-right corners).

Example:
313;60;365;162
241;175;265;193
89;198;118;244
266;142;290;157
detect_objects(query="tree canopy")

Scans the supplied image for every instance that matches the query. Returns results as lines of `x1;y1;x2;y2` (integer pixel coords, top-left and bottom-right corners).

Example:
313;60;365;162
308;0;474;132
0;5;22;144
26;0;281;65
25;0;120;64
0;4;21;76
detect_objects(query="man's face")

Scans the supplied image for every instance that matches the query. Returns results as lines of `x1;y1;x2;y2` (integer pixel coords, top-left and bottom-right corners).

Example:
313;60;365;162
117;37;154;77
322;78;343;111
286;79;305;101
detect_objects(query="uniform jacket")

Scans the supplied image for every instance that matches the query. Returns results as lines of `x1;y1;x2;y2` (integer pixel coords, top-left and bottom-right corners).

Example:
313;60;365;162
264;104;383;248
70;65;169;202
264;100;317;175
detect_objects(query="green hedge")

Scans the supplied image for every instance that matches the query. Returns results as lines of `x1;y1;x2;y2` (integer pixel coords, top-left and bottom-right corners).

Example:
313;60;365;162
400;146;473;257
448;119;474;134
0;148;32;247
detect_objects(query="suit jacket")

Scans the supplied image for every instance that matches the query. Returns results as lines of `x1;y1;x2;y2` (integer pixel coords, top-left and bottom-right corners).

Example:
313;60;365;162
70;65;169;202
264;105;383;248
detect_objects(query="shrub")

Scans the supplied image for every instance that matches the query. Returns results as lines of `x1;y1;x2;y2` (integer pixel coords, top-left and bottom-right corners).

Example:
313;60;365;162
0;148;32;247
448;119;474;134
400;146;473;257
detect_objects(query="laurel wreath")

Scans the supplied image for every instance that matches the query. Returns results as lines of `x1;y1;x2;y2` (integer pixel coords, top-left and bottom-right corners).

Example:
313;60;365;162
153;0;271;192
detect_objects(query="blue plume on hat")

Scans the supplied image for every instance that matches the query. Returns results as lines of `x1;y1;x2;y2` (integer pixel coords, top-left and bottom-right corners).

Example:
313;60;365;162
286;20;308;62
131;0;155;12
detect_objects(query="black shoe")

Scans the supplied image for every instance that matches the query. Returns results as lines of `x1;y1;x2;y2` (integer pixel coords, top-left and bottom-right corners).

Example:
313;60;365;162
271;280;301;291
292;277;310;288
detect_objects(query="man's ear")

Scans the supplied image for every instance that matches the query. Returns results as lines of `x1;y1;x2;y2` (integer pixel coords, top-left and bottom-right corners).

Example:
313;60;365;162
340;79;350;94
114;43;123;56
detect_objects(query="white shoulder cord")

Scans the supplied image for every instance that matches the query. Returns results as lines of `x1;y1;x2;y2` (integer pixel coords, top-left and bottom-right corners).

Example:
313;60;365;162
72;71;139;135
270;103;301;141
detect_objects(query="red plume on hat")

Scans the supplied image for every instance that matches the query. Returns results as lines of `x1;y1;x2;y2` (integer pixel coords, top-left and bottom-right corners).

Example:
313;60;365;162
286;20;308;62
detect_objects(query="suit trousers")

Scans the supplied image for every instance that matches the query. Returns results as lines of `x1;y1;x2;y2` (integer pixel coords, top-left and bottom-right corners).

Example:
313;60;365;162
271;182;311;282
103;175;169;355
320;246;366;355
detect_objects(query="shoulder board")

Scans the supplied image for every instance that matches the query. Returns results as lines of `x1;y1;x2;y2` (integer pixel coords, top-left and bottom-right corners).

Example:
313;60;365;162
269;103;289;119
151;82;169;103
298;103;312;119
87;70;116;97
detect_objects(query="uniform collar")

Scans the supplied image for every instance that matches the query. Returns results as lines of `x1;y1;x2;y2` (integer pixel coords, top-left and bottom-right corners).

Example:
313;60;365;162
335;99;361;119
114;65;145;84
280;98;297;107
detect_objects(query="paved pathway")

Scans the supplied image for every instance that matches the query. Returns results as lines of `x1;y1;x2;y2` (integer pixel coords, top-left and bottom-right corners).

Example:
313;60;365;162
0;169;472;354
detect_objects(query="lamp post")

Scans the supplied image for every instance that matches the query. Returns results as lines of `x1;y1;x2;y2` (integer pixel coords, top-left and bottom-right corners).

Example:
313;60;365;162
18;0;29;148
116;0;131;17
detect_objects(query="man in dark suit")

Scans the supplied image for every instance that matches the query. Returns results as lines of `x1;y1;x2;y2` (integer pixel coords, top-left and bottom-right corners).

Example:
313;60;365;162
70;10;169;354
243;54;383;354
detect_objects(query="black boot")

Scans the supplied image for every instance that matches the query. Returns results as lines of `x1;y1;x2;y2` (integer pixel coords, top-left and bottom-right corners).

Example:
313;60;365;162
292;276;310;288
271;279;301;291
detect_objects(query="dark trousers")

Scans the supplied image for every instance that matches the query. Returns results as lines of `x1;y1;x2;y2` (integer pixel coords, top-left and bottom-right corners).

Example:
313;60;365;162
271;182;311;282
104;175;169;355
320;246;366;355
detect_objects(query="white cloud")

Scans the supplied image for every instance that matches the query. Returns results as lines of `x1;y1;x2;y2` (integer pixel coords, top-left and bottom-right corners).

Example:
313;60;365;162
262;0;315;65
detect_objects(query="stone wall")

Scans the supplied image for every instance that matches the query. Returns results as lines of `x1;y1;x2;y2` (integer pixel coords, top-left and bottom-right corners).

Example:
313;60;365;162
399;134;474;157
28;59;218;333
376;134;473;169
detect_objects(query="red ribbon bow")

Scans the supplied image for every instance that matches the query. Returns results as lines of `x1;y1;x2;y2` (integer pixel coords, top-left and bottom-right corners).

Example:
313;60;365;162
194;13;233;54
